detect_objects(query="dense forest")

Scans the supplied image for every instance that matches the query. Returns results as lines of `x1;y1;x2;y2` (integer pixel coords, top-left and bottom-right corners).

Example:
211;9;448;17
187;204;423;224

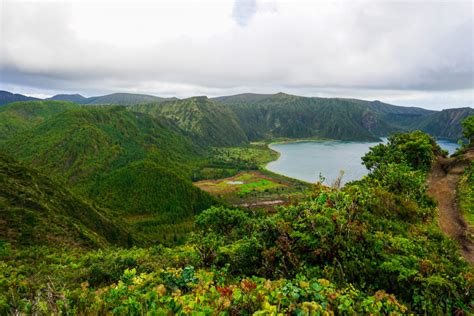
0;94;473;314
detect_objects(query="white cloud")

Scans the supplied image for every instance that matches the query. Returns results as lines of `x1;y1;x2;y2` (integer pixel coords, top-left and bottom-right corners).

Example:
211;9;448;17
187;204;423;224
0;0;472;108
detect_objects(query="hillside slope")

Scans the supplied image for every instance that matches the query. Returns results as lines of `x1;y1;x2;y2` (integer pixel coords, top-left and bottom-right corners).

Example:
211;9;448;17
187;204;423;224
0;105;216;244
0;152;134;248
1;106;199;184
0;100;78;140
216;93;471;140
131;96;248;146
413;108;474;140
215;93;395;141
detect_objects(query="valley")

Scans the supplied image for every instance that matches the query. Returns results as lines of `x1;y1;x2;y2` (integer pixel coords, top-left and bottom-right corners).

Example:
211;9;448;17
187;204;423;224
0;92;472;314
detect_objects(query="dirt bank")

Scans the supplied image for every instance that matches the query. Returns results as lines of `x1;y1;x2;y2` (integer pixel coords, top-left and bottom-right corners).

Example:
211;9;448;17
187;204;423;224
427;151;473;265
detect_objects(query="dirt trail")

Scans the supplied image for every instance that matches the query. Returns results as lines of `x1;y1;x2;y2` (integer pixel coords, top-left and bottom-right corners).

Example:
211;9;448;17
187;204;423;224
427;152;474;265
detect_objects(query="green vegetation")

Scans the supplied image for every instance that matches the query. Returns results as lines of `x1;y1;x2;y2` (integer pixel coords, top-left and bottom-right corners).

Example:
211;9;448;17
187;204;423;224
0;152;134;248
413;108;474;141
0;98;472;314
195;171;308;206
90;160;217;244
0;104;216;244
462;115;474;145
194;144;279;180
189;132;473;313
1;105;200;183
210;145;279;169
458;116;474;228
216;93;390;141
0;246;408;315
1;131;472;314
458;162;474;228
0;100;78;140
216;93;472;141
362;130;441;172
131;97;248;147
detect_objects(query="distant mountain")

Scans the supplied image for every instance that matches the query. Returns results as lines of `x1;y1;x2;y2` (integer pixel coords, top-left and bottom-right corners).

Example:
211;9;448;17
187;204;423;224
131;96;249;147
48;92;171;105
85;93;171;105
214;93;397;141
47;93;87;103
0;152;135;248
1;91;174;106
412;107;474;140
0;90;39;105
1;90;471;141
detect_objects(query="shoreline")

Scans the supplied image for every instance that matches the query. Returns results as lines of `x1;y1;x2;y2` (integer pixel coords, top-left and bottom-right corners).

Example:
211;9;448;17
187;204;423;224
260;142;311;185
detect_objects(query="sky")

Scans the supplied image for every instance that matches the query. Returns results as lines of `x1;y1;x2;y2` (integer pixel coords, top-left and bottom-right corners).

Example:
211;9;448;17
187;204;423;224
0;0;473;110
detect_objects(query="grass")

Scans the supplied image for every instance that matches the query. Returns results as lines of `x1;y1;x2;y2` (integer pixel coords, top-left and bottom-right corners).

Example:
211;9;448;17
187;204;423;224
458;161;474;229
195;171;282;194
194;170;310;207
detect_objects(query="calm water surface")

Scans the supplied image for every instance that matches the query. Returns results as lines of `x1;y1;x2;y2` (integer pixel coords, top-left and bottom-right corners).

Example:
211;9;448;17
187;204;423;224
267;138;460;185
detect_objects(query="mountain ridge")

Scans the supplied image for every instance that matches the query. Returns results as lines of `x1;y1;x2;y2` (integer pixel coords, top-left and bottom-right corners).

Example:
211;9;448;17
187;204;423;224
0;90;471;140
0;90;40;105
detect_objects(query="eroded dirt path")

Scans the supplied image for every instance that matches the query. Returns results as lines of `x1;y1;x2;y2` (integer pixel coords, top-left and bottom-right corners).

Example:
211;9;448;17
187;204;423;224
427;154;474;265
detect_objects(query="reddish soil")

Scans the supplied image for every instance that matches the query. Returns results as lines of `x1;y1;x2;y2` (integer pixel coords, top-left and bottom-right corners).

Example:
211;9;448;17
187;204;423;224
427;150;474;265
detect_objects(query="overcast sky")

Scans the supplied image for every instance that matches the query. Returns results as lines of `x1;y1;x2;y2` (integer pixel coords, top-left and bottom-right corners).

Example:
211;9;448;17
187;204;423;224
0;0;473;110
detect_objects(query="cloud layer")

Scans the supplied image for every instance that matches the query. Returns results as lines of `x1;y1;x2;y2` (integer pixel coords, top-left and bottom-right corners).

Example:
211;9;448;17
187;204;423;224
0;0;472;109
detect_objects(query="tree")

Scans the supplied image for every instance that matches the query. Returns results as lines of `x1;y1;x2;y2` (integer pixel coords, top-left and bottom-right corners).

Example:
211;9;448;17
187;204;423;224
462;115;474;146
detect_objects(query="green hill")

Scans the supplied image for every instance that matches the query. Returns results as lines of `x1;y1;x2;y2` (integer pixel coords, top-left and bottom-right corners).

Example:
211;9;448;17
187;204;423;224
1;105;199;184
0;152;134;248
0;100;78;140
215;93;471;141
90;160;216;243
411;108;474;140
214;93;395;141
0;104;217;244
131;96;249;147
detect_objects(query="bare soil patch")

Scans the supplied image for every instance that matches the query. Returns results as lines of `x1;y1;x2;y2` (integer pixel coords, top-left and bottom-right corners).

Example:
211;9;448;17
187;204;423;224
427;152;474;265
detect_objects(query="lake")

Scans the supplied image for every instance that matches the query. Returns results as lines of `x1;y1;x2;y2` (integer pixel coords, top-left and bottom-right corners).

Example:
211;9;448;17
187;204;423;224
266;138;460;185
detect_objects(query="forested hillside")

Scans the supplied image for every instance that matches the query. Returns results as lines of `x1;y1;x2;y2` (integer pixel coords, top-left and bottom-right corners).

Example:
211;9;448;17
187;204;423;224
0;152;135;248
216;93;471;141
0;104;217;244
0;100;78;140
413;107;474;140
215;93;396;141
131;96;249;147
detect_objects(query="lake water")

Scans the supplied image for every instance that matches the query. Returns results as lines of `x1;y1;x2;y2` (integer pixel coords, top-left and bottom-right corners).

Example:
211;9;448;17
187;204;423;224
266;138;460;185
